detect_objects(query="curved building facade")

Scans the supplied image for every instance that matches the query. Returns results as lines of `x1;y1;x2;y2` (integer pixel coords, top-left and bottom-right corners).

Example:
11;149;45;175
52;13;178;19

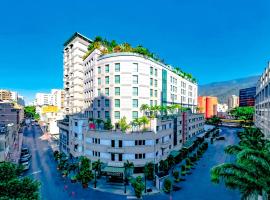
83;50;198;125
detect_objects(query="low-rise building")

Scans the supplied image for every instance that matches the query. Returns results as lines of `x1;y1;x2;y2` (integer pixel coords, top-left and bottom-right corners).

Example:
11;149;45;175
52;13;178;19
0;123;17;162
0;90;12;101
58;111;204;170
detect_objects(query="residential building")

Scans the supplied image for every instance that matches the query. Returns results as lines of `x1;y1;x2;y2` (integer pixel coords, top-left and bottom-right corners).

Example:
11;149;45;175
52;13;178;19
36;105;64;136
0;90;11;101
63;32;91;115
51;89;64;109
198;96;218;118
217;103;228;118
59;33;203;171
58;111;204;168
255;63;270;139
239;87;256;107
0;123;17;162
10;91;18;102
83;50;198;125
228;95;239;110
0;102;24;129
35;93;52;106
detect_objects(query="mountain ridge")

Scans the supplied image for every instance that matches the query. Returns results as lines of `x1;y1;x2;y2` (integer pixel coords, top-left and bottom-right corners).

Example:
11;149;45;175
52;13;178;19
198;75;259;103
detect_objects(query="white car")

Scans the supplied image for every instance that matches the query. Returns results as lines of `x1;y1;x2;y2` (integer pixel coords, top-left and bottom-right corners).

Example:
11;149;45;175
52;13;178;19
21;161;30;171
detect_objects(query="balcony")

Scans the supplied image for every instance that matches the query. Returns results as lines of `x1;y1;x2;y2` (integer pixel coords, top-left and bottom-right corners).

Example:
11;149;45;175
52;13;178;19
107;147;125;154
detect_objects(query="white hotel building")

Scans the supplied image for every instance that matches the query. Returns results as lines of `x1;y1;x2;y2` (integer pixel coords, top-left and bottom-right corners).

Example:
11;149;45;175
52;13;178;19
59;33;204;169
255;63;270;139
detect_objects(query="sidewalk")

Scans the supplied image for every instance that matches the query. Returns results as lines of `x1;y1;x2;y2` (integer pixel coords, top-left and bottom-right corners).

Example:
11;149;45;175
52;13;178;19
9;126;24;163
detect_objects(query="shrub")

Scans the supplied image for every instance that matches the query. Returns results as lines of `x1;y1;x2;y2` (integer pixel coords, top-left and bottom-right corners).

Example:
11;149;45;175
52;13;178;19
173;171;180;182
131;176;145;198
163;178;172;193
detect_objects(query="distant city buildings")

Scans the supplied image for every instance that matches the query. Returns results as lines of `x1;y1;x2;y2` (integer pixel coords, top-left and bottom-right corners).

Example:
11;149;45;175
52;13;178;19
198;96;218;118
217;103;228;118
34;89;64;108
228;95;239;110
239;87;256;107
0;90;12;101
255;63;270;139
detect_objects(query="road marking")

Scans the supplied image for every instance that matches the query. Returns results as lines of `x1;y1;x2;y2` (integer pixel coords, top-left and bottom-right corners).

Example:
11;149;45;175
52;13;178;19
127;196;138;199
30;170;42;175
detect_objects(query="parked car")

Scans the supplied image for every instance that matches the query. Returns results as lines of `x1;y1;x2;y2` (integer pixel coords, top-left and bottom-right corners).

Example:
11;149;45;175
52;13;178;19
21;161;30;171
216;136;225;140
21;147;29;154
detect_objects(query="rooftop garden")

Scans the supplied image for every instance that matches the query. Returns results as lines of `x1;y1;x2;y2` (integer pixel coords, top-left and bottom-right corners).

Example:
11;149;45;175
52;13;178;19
83;36;197;83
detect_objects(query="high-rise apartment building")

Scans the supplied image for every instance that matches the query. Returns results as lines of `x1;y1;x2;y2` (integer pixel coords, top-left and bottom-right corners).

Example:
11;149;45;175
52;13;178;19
63;32;91;115
228;95;239;110
255;63;270;139
198;96;218;118
51;89;64;109
58;33;204;169
239;87;256;107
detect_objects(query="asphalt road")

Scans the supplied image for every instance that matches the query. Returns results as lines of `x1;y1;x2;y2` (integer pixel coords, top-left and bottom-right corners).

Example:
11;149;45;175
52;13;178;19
22;125;241;200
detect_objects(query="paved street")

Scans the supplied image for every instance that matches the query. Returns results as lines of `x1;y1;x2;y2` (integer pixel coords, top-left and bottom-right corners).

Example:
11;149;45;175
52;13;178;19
22;125;241;200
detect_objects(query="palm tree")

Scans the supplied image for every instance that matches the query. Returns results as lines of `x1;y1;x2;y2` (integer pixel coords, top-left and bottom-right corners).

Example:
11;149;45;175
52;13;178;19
210;127;270;199
124;160;134;193
140;116;150;131
140;104;149;116
119;117;130;133
92;159;103;188
134;118;142;132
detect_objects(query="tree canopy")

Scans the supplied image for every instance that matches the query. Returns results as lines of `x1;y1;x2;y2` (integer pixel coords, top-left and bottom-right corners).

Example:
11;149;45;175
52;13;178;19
229;106;254;121
0;162;40;199
24;106;40;120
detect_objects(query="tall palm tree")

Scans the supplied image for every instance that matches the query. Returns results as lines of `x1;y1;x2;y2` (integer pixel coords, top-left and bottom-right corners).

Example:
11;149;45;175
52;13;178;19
210;127;270;199
133;118;142;132
140;116;150;131
140;104;149;116
92;159;103;188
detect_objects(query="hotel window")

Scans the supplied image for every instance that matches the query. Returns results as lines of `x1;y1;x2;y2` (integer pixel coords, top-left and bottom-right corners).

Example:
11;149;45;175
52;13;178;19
115;75;120;84
105;64;109;73
155;100;157;105
132;99;138;108
115;99;120;107
154;79;157;87
105;111;110;119
132;111;138;119
133;75;138;84
155;69;158;76
97;111;101;118
98;78;101;85
105;99;110;107
111;153;115;161
150;67;153;75
150;100;153;106
150;78;153;86
97;100;100;107
133;87;138;96
150;89;153;97
105;88;109;96
133;63;138;72
115;63;120;72
115;87;120;95
154;90;157;97
98;89;101;96
119;154;123;161
114;111;120;119
98;67;101;74
105;76;109;84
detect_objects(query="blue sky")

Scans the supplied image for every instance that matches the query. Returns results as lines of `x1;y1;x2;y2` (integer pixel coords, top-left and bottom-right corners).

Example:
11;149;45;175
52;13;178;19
1;0;270;103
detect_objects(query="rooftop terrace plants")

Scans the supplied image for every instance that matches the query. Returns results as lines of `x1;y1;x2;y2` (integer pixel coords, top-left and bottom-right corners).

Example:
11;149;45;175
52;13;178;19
83;36;197;83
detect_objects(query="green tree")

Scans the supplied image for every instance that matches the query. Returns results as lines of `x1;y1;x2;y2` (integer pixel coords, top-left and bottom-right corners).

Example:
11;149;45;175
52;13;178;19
24;106;36;118
205;115;222;126
0;162;40;199
119;117;130;132
229;106;255;124
210;127;270;199
131;176;145;198
139;116;150;131
104;118;114;130
140;104;149;116
163;178;172;193
144;162;154;180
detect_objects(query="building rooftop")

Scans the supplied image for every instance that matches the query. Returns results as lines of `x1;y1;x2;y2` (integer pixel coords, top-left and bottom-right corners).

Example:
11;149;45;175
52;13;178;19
63;32;92;47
